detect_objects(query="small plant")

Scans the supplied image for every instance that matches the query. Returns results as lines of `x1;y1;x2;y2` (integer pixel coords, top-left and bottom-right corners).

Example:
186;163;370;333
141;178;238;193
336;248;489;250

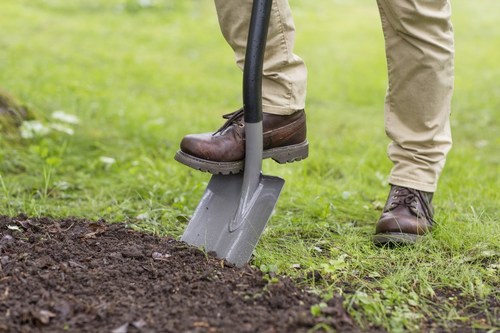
310;302;328;317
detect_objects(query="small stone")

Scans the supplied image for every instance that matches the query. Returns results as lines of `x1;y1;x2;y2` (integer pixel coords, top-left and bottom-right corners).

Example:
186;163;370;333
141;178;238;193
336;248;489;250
112;323;129;333
152;252;171;261
68;260;87;269
132;319;146;328
32;310;56;325
1;235;14;245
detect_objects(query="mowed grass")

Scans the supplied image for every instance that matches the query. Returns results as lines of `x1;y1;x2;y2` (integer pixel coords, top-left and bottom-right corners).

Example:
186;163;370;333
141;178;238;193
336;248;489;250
0;0;498;332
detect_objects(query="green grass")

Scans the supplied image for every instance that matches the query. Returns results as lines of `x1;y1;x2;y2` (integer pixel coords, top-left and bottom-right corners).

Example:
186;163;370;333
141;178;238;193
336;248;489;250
1;0;499;332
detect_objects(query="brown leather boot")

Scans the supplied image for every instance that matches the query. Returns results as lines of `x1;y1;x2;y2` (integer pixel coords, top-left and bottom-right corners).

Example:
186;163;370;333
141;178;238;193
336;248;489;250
373;185;435;245
175;108;308;174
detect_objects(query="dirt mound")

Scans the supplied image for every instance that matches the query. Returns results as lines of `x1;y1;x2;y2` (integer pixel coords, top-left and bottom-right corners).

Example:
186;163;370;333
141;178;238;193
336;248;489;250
0;215;357;333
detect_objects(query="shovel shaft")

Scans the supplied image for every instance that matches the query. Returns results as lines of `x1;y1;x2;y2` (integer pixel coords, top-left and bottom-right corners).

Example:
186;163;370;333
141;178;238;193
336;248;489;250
233;0;273;230
243;0;273;124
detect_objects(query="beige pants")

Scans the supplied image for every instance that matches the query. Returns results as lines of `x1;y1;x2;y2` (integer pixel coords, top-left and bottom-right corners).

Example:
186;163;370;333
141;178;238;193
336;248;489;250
214;0;454;192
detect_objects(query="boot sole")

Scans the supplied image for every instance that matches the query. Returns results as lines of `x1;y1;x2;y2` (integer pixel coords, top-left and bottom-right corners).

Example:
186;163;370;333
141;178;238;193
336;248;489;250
372;232;421;246
174;140;309;175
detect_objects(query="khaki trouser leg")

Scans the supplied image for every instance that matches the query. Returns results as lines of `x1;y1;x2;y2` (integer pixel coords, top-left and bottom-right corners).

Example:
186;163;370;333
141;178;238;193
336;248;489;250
214;0;307;115
377;0;455;192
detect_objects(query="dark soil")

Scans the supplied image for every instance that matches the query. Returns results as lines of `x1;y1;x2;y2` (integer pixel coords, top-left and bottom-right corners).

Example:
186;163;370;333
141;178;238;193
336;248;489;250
0;215;358;333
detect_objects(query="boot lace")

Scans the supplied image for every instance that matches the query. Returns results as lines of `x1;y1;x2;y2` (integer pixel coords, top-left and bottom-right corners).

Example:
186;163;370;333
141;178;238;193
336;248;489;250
213;108;245;136
388;186;435;224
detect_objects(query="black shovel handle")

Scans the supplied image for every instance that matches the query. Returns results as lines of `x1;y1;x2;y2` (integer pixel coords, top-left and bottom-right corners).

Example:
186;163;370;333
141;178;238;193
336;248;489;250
243;0;273;123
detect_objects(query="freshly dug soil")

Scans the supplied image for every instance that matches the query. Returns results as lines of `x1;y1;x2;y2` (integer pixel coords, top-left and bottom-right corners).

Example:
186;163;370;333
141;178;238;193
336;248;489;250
0;215;357;333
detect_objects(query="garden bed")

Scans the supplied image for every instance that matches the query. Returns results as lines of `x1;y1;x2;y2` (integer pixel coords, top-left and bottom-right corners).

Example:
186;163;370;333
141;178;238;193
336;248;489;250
0;215;358;333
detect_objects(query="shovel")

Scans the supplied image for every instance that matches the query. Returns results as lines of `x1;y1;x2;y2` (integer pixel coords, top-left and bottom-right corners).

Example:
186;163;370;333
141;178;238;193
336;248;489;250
181;0;284;267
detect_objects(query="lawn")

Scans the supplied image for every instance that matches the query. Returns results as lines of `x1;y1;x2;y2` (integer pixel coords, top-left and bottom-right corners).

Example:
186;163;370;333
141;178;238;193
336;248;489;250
0;0;498;332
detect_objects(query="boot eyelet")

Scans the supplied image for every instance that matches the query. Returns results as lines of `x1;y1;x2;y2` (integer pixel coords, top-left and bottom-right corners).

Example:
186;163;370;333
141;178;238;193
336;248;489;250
238;123;244;128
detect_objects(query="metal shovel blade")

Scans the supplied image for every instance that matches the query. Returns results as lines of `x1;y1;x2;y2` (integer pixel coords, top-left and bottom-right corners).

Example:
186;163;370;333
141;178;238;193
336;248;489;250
181;173;284;267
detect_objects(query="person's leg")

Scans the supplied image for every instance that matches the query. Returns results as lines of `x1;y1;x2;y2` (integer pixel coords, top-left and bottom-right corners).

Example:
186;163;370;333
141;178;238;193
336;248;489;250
374;0;454;245
175;0;308;174
214;0;307;115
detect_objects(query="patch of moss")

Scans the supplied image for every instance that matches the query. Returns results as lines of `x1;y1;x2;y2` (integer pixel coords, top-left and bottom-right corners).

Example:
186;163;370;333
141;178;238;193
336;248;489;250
0;89;35;133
